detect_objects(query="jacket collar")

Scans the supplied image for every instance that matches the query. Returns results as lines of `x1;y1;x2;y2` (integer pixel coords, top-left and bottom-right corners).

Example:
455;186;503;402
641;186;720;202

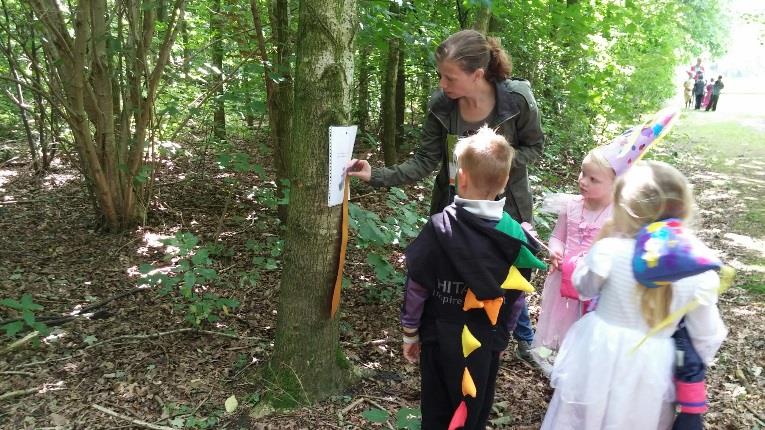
429;80;521;129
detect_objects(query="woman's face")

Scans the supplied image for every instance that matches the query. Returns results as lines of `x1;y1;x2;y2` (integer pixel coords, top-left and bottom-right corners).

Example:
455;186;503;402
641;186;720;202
437;60;482;99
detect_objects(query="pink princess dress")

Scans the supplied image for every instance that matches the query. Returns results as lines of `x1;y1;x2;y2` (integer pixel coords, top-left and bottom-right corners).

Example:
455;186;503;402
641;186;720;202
531;195;612;372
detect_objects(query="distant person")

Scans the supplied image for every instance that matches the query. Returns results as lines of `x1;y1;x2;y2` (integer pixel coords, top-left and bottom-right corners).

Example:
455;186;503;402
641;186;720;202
687;57;704;79
693;76;705;110
702;79;714;109
683;76;694;109
706;76;724;112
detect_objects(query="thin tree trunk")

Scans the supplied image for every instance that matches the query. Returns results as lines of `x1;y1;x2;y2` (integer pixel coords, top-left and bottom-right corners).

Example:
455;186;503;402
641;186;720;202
472;3;491;34
271;0;356;402
355;45;370;134
381;37;399;166
211;0;226;142
395;47;405;152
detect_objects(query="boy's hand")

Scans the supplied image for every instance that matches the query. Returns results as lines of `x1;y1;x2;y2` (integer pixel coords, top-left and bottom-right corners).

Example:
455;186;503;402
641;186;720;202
346;159;372;182
403;342;421;363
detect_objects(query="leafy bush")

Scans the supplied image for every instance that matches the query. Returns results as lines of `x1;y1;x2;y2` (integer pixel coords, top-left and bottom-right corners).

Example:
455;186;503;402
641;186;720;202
140;232;239;326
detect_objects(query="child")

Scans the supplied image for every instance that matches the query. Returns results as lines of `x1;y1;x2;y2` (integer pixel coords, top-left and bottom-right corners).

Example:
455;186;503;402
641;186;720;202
401;126;545;429
531;148;615;373
541;161;727;430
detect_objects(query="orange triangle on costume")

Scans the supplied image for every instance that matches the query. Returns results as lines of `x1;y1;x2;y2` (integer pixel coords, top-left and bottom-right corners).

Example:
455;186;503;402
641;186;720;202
462;367;477;398
448;400;468;430
463;288;484;311
501;265;534;293
483;296;503;325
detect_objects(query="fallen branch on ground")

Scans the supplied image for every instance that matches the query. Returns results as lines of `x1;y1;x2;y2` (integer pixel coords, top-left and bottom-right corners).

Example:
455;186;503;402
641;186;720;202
13;328;260;369
91;404;175;430
0;331;39;356
0;387;38;401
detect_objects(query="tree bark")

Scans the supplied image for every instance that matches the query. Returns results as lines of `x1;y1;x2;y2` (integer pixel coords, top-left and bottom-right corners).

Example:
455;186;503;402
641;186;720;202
381;28;399;166
271;0;356;402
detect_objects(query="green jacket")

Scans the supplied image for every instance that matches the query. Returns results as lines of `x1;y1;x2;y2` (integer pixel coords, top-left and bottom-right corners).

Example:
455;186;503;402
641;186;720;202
369;79;545;223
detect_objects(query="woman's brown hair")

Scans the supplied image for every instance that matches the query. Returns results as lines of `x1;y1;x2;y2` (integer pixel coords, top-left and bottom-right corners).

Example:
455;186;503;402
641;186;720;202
435;30;512;82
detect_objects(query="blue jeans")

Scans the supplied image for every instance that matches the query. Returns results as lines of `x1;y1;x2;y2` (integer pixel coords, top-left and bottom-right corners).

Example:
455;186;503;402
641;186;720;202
513;300;534;343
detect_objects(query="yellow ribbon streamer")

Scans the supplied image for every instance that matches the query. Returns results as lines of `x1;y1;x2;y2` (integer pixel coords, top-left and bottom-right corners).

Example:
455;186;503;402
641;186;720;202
630;266;735;353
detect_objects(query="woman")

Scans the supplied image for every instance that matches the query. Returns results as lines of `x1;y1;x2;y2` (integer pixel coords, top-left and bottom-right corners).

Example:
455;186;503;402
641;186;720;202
347;29;545;361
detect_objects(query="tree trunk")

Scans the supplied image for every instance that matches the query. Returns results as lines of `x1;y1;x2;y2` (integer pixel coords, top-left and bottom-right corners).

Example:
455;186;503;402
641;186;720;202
211;0;226;142
250;0;293;222
29;0;185;231
472;3;491;34
381;36;399;166
271;0;356;403
395;47;405;152
355;45;370;134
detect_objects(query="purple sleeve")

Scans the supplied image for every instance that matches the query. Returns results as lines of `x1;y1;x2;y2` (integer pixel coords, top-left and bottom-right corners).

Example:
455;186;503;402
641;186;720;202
400;278;428;329
506;293;526;332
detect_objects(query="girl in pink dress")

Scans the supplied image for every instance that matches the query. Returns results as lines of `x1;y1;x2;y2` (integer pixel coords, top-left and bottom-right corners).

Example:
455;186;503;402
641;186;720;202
531;148;615;373
702;79;714;109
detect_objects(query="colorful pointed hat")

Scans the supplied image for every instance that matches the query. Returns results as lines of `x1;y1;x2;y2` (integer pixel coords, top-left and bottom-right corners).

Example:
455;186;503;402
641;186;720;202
632;219;722;288
598;107;679;176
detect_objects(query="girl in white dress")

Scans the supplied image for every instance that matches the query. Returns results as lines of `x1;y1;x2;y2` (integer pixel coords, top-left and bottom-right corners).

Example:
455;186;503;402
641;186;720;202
541;161;727;430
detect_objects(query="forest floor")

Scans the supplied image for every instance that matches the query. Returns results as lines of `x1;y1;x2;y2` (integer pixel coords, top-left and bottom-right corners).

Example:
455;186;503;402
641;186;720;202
1;95;763;430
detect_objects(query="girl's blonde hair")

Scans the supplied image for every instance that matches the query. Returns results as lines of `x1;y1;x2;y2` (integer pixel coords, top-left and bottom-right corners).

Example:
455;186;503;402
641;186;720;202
584;147;616;178
454;126;515;197
608;160;694;327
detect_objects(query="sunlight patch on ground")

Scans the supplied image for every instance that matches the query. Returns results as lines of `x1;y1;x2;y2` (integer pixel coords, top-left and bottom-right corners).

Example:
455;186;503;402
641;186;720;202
724;233;765;258
729;258;765;274
43;173;77;189
698;189;740;202
0;168;17;187
134;230;174;256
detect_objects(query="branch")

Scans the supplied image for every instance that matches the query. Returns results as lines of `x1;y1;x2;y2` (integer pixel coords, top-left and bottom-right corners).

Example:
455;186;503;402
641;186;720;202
91;404;175;430
0;331;39;356
0;387;38;401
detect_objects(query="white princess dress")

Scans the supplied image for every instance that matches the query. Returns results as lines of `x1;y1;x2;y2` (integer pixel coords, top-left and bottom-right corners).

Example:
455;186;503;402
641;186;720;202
541;237;727;430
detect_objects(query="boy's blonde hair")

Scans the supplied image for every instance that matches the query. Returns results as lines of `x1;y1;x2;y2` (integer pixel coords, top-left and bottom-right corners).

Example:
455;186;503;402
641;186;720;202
607;160;694;328
454;126;515;196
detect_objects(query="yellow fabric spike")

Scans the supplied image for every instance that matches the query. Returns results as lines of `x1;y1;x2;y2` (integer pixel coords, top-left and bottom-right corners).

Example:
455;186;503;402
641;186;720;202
462;367;477;398
483;296;503;325
500;266;534;293
463;288;484;311
461;325;481;358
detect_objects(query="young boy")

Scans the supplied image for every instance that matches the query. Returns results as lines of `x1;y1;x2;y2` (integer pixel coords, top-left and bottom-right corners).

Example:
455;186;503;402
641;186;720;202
401;126;545;429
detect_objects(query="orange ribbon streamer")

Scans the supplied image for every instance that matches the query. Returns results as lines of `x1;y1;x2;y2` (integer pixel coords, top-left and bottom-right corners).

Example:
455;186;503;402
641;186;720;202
331;176;350;318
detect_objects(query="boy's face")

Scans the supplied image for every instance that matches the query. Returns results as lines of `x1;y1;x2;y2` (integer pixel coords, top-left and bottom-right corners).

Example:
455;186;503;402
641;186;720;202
578;160;615;202
437;60;482;100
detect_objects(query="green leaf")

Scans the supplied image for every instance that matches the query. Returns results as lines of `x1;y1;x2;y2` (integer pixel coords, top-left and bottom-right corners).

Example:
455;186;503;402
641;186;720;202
395;407;421;429
20;294;43;311
362;408;389;423
83;335;98;345
0;298;23;310
22;309;36;326
169;416;185;428
2;321;24;337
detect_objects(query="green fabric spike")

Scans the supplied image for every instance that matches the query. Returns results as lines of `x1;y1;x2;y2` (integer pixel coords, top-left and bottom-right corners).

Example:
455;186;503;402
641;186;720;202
495;213;547;270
